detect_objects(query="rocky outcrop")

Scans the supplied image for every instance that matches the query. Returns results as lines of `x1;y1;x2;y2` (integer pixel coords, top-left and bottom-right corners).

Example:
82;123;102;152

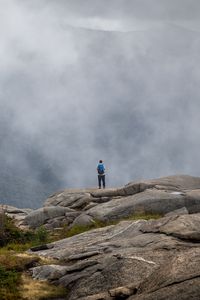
29;213;200;300
2;174;200;299
23;206;78;229
21;175;200;229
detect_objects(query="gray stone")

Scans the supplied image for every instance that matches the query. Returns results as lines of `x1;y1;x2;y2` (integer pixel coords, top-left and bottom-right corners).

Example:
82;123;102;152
130;278;200;300
23;206;74;228
86;189;186;221
126;175;200;192
92;197;111;203
130;248;200;300
45;217;65;229
0;205;32;214
165;206;188;217
28;211;200;300
71;214;95;227
30;265;68;281
44;189;96;207
0;205;33;229
141;213;200;241
83;202;98;210
70;196;92;209
91;188;127;198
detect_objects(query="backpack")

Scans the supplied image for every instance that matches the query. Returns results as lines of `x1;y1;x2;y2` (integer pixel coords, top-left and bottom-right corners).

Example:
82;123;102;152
97;164;105;175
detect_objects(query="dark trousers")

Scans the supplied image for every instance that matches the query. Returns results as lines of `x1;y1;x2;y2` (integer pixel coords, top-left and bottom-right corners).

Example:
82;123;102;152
98;175;105;188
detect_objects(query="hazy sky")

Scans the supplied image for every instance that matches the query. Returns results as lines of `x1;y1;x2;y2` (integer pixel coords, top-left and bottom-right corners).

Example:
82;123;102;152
1;0;200;207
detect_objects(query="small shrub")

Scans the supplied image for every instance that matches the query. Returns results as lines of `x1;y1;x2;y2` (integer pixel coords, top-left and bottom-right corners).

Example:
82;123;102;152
35;226;48;244
0;266;20;287
0;213;24;246
0;266;21;300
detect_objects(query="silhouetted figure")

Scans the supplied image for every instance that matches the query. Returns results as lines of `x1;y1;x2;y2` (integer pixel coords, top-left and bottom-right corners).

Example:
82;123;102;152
97;160;105;189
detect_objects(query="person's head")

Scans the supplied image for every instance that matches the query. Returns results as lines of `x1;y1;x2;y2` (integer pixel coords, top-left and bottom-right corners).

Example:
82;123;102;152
99;160;103;163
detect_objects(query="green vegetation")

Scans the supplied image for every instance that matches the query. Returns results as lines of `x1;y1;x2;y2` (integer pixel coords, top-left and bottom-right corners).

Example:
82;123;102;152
0;212;28;246
0;266;21;300
0;213;67;300
0;212;50;249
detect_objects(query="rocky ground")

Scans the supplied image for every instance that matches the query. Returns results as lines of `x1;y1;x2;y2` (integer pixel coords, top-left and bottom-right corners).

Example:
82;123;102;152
1;174;200;299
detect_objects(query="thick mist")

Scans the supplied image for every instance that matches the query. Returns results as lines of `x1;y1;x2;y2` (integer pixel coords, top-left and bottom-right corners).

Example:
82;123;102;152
1;0;200;208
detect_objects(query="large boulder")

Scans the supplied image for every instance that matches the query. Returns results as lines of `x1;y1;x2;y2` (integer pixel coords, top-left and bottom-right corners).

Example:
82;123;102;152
23;206;76;228
126;174;200;191
86;189;189;221
141;213;200;241
129;247;200;300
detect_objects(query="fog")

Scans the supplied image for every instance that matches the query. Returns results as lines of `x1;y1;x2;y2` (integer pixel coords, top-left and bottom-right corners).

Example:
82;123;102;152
1;0;200;208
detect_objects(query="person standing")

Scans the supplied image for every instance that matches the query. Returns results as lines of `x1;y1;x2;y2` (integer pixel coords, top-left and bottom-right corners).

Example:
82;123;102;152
97;160;105;189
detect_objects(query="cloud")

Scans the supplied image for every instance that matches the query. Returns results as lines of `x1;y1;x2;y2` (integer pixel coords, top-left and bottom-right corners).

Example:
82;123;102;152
1;0;200;207
38;0;200;20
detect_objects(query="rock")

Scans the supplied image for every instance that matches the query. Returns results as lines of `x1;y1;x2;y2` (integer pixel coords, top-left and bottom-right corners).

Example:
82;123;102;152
0;205;32;215
78;291;111;300
83;202;98;210
29;220;147;259
109;286;136;298
126;174;200;191
29;211;200;300
71;214;95;227
184;189;200;213
130;277;200;300
91;188;127;198
30;264;68;281
86;189;186;221
186;189;200;200
45;217;66;229
141;213;200;241
164;206;188;217
161;214;200;241
30;244;53;252
0;204;33;229
92;197;111;203
23;206;75;228
130;248;200;300
70;195;93;209
44;189;96;208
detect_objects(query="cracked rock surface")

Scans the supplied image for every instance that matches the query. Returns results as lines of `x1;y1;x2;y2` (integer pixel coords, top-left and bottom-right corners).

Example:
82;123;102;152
29;213;200;300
